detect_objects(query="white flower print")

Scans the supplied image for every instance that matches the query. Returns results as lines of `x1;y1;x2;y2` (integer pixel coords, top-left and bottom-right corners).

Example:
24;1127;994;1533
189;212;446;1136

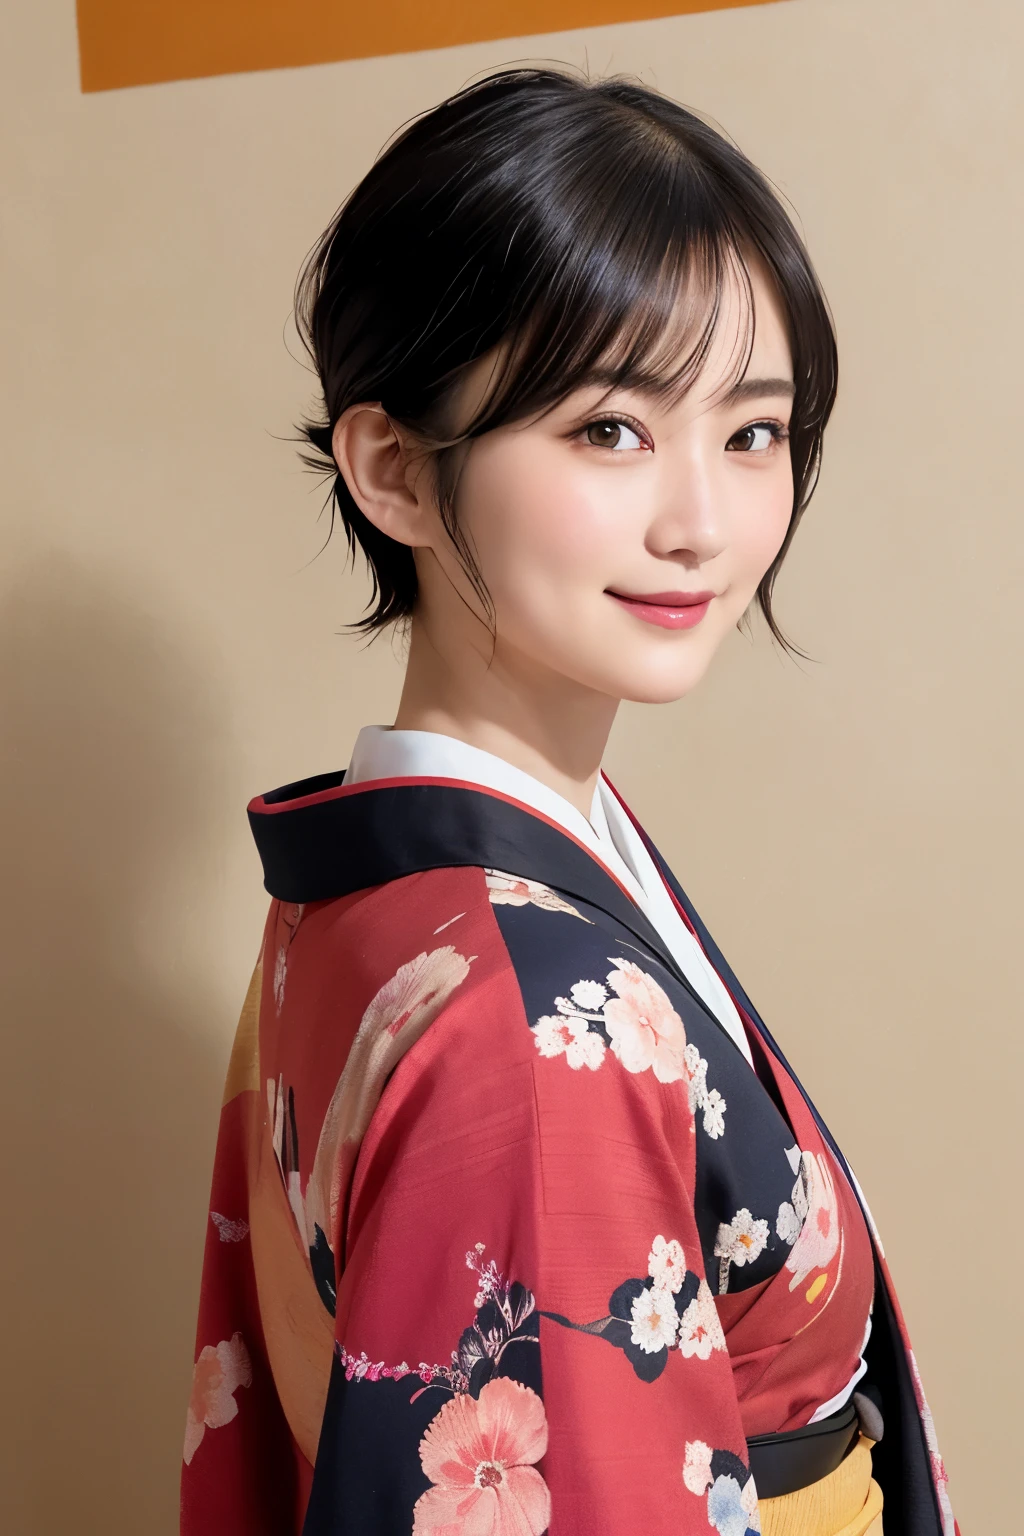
533;978;610;1072
792;1158;811;1218
533;1014;606;1071
684;1043;709;1114
485;870;589;921
777;1149;811;1244
702;1088;727;1140
714;1208;770;1295
682;1041;727;1140
683;1439;714;1495
776;1201;803;1245
629;1285;678;1354
647;1234;686;1294
716;1209;770;1266
210;1212;249;1244
677;1280;727;1360
570;979;608;1010
785;1152;840;1290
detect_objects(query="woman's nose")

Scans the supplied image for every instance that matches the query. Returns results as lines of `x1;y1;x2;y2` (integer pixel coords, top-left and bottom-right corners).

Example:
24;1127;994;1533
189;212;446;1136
645;454;725;565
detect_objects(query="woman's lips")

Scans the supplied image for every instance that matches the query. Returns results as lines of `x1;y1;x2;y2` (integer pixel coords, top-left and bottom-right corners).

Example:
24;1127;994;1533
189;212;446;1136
606;589;716;630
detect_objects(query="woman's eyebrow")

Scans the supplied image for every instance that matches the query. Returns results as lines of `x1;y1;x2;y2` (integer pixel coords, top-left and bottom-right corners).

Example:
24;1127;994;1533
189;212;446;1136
720;375;795;404
571;372;796;405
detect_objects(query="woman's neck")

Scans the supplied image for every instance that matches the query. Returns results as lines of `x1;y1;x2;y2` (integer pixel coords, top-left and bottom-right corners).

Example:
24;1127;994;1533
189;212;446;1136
392;615;619;819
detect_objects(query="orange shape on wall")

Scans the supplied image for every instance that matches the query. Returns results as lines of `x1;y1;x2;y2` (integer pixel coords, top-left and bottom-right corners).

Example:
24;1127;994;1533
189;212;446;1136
76;0;780;93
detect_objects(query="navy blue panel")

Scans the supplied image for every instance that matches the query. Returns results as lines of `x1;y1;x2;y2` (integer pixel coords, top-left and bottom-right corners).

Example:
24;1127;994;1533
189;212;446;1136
492;895;800;1296
303;1308;542;1535
302;1367;433;1535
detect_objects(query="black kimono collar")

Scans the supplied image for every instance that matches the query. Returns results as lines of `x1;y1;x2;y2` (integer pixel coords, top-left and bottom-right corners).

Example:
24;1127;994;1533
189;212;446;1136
248;771;682;983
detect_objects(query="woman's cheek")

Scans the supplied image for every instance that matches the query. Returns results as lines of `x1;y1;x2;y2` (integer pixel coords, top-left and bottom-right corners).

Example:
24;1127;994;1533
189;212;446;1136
743;486;792;584
489;480;612;591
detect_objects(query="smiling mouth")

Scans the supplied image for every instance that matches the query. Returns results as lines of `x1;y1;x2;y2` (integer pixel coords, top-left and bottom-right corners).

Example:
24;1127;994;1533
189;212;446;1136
606;589;716;630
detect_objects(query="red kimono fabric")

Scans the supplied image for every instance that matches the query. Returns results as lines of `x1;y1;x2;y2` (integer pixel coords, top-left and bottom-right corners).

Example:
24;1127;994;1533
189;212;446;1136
181;775;957;1536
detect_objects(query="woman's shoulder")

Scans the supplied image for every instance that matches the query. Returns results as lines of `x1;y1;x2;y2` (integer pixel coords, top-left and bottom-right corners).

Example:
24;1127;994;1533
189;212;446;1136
260;864;505;1053
260;860;673;1124
267;862;613;993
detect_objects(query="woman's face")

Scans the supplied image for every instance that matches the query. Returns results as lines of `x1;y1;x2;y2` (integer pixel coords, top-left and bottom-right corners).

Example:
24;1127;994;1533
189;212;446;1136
422;260;795;707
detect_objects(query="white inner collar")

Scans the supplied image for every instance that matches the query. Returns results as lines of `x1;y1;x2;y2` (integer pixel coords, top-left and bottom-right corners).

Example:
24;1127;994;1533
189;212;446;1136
345;724;754;1066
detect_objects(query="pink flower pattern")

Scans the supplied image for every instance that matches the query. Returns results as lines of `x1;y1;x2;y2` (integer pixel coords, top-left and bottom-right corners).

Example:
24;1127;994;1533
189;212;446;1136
603;959;690;1083
530;962;727;1142
413;1377;551;1535
183;1332;252;1466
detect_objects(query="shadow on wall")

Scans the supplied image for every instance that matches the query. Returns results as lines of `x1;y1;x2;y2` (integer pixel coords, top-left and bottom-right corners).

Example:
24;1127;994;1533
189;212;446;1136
0;554;228;1535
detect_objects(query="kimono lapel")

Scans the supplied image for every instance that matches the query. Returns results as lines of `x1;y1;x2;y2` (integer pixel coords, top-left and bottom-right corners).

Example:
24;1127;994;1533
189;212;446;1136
602;784;957;1536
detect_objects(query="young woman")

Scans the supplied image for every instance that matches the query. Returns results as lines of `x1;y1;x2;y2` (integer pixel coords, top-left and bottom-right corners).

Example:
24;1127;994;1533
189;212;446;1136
182;69;956;1536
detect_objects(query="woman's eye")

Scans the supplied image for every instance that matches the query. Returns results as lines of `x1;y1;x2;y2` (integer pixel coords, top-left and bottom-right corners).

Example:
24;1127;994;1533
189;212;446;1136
727;422;786;453
585;419;646;451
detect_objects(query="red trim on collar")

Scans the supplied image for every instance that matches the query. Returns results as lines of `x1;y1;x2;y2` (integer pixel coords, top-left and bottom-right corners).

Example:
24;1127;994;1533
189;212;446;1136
249;773;638;907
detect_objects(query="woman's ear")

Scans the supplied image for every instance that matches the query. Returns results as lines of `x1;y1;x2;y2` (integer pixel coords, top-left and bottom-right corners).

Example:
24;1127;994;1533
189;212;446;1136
332;404;434;547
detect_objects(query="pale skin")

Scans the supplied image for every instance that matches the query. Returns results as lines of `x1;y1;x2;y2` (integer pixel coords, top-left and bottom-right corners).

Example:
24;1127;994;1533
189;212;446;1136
332;259;795;820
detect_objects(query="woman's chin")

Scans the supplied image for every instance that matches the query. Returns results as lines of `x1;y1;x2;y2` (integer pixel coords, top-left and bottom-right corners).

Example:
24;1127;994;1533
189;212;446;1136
588;653;718;707
619;673;713;706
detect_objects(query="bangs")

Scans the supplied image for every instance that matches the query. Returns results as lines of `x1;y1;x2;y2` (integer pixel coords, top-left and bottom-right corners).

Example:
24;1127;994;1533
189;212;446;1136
461;224;756;440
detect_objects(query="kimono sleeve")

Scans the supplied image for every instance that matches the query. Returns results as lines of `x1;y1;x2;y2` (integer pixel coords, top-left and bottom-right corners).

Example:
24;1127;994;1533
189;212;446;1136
300;937;757;1536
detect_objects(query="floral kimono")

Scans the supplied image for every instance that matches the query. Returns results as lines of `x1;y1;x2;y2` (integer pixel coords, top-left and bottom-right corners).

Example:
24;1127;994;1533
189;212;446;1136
181;772;957;1536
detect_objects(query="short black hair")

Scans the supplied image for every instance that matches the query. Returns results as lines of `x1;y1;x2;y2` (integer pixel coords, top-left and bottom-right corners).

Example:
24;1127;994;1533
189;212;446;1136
295;67;837;645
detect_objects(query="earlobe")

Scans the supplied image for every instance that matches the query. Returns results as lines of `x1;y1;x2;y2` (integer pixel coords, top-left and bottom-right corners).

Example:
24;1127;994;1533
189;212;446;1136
331;404;432;549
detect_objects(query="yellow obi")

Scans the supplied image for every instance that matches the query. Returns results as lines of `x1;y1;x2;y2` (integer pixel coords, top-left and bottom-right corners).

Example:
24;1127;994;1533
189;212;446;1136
758;1437;883;1536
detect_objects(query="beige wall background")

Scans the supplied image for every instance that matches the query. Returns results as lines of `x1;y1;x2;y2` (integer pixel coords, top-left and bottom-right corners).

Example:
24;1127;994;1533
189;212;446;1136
2;0;1019;1528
